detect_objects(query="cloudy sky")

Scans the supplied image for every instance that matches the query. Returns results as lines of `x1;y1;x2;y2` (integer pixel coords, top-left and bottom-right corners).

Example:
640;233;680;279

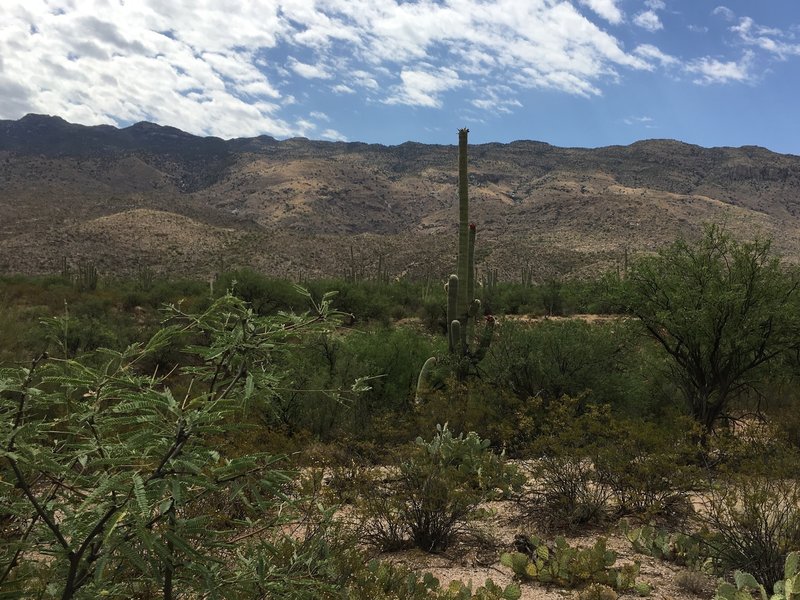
1;1;799;153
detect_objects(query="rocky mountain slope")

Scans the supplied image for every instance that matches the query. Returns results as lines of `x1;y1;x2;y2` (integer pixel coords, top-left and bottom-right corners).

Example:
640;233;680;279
2;113;799;282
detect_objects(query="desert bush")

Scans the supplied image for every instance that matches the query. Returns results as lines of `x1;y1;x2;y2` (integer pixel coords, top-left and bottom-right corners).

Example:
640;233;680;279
623;225;800;433
215;267;305;314
414;379;526;452
484;320;639;410
699;476;800;591
529;455;611;530
0;291;355;599
348;560;521;599
282;325;443;441
361;425;522;552
524;397;698;528
593;418;699;519
523;398;613;529
576;583;618;600
674;570;713;596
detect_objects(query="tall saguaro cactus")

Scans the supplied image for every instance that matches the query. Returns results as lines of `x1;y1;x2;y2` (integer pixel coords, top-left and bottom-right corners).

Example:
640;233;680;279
417;129;495;399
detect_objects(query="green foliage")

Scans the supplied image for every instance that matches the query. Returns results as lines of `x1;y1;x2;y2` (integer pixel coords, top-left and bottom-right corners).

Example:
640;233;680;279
622;224;800;432
700;476;800;591
484;319;643;411
592;418;699;518
620;522;708;570
714;553;800;600
349;561;521;600
361;424;523;553
0;291;347;599
215;267;306;314
279;326;444;442
524;397;698;527
500;536;640;590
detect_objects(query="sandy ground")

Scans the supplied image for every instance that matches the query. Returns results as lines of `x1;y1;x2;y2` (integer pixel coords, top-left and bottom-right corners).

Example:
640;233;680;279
370;498;715;600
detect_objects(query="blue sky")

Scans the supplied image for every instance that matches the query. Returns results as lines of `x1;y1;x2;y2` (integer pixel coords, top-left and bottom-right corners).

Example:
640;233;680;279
1;1;799;154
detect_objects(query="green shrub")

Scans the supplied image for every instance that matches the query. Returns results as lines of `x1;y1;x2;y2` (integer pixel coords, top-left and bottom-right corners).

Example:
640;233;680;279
528;454;611;530
593;419;699;519
349;561;521;599
700;477;800;591
484;320;640;411
215;268;305;314
0;291;353;599
361;424;522;552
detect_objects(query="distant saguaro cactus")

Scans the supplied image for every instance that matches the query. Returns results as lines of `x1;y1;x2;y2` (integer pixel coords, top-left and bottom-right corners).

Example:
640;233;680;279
76;260;98;292
417;129;495;399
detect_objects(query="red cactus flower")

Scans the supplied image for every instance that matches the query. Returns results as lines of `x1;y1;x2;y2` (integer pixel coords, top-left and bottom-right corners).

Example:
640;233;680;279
485;314;495;323
469;222;476;231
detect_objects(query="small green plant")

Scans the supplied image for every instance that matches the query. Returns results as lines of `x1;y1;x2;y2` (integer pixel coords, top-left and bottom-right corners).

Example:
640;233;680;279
349;560;521;599
500;536;640;590
362;424;522;553
0;291;348;599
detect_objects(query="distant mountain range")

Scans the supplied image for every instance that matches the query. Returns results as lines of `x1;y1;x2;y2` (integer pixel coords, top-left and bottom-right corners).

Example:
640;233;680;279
2;113;800;282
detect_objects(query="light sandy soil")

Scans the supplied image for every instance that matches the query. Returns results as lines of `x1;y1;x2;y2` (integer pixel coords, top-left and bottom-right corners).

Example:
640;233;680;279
372;498;714;600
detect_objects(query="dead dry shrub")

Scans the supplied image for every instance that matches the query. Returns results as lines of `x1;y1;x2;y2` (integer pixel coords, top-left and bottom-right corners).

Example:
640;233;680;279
673;570;713;596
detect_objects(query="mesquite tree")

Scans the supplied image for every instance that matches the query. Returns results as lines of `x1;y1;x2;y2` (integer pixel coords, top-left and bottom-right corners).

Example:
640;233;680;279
623;225;800;433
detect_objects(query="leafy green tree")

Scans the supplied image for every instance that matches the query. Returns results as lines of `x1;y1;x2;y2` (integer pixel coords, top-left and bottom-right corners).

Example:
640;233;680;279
623;225;799;432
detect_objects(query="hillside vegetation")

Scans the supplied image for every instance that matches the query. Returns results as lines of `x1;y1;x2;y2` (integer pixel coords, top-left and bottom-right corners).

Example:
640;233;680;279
2;114;800;280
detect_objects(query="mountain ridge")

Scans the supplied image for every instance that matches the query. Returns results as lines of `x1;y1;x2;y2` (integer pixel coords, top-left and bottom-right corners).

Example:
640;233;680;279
2;114;799;281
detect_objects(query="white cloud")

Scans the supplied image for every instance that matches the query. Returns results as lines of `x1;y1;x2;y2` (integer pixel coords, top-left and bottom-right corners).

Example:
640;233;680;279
634;44;679;67
634;11;663;32
712;6;736;21
644;0;665;10
623;115;655;127
731;17;800;59
310;110;330;121
289;58;331;79
688;24;709;34
0;1;301;138
687;51;754;84
320;128;348;141
0;0;676;137
331;84;355;94
385;67;462;108
578;0;624;25
470;86;522;114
